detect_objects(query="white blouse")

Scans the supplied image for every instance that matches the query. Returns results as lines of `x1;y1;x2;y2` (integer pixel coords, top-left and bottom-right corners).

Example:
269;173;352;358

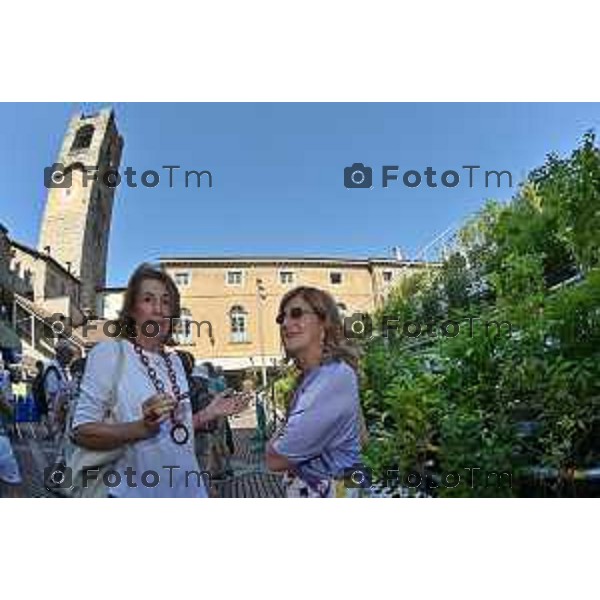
73;339;207;498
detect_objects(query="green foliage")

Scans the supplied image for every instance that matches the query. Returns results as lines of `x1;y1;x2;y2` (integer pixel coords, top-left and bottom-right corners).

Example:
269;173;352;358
529;131;600;271
361;133;600;496
272;366;298;413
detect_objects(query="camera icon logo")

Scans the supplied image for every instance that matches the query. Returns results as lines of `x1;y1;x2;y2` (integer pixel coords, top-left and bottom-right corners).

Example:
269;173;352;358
343;465;373;489
343;312;373;340
344;163;373;189
44;162;72;189
44;463;73;492
43;313;73;341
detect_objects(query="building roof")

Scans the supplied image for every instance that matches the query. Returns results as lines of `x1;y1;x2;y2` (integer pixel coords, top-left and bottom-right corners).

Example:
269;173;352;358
10;240;81;284
159;255;432;268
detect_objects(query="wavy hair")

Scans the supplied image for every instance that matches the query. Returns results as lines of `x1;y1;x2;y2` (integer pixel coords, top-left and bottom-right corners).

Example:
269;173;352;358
278;286;359;372
116;263;181;346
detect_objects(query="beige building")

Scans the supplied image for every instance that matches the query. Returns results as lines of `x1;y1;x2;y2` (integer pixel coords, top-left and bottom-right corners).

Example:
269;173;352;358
94;255;428;373
10;240;82;321
0;223;87;365
0;224;28;303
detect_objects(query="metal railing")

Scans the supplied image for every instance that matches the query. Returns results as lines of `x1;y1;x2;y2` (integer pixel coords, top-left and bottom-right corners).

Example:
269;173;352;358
12;294;86;361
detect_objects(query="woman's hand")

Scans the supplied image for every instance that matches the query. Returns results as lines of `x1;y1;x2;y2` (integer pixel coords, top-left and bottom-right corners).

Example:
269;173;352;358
206;391;251;420
192;391;251;430
139;393;177;437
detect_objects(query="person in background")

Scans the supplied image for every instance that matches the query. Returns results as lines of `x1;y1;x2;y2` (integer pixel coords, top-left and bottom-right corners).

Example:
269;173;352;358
59;356;88;439
203;362;234;480
69;357;87;390
0;358;13;415
10;367;27;400
216;366;235;462
214;366;227;393
0;357;21;486
31;360;49;432
0;359;15;432
50;356;89;477
177;352;225;495
265;286;363;498
44;341;76;442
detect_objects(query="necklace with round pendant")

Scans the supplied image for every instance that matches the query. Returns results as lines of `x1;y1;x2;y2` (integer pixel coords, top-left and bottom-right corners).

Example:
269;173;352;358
170;422;189;445
134;342;190;445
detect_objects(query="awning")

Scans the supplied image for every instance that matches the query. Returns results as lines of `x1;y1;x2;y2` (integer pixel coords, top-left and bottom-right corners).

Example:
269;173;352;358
204;355;283;371
0;320;21;351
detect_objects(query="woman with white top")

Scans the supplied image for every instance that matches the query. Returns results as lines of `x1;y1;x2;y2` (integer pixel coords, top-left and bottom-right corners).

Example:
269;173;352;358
73;263;247;498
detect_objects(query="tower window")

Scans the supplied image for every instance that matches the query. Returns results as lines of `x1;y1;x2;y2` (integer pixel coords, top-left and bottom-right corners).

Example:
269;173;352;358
71;124;95;151
383;270;393;283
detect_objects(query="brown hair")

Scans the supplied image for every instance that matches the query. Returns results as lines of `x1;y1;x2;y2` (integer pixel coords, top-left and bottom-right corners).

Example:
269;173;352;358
278;286;359;371
176;349;195;378
116;263;181;346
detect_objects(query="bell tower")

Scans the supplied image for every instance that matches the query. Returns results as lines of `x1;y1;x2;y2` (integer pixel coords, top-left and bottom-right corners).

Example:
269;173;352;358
38;108;124;313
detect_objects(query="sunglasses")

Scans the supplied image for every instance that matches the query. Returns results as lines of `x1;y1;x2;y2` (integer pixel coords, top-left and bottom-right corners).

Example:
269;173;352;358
275;307;318;325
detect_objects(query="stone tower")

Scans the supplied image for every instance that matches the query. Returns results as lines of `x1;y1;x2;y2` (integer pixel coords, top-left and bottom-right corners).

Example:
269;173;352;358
38;108;123;313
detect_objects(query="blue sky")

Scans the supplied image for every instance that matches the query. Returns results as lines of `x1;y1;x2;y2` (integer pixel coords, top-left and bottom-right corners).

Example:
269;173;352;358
0;102;598;286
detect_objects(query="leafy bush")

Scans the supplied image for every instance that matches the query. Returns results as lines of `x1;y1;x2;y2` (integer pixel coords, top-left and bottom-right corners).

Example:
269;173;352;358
361;133;600;496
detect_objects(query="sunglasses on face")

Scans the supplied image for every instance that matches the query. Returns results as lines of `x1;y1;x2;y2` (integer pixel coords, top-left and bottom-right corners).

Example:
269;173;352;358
275;307;317;325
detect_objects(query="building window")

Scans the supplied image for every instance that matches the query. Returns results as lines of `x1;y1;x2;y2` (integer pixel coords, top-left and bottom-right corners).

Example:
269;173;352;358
383;270;393;283
330;271;343;285
174;307;194;345
230;305;248;343
279;270;295;285
71;124;95;151
174;271;191;287
226;270;244;286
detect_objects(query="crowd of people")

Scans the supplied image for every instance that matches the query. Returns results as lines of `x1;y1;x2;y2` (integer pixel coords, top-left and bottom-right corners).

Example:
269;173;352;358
2;262;367;498
0;356;21;486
